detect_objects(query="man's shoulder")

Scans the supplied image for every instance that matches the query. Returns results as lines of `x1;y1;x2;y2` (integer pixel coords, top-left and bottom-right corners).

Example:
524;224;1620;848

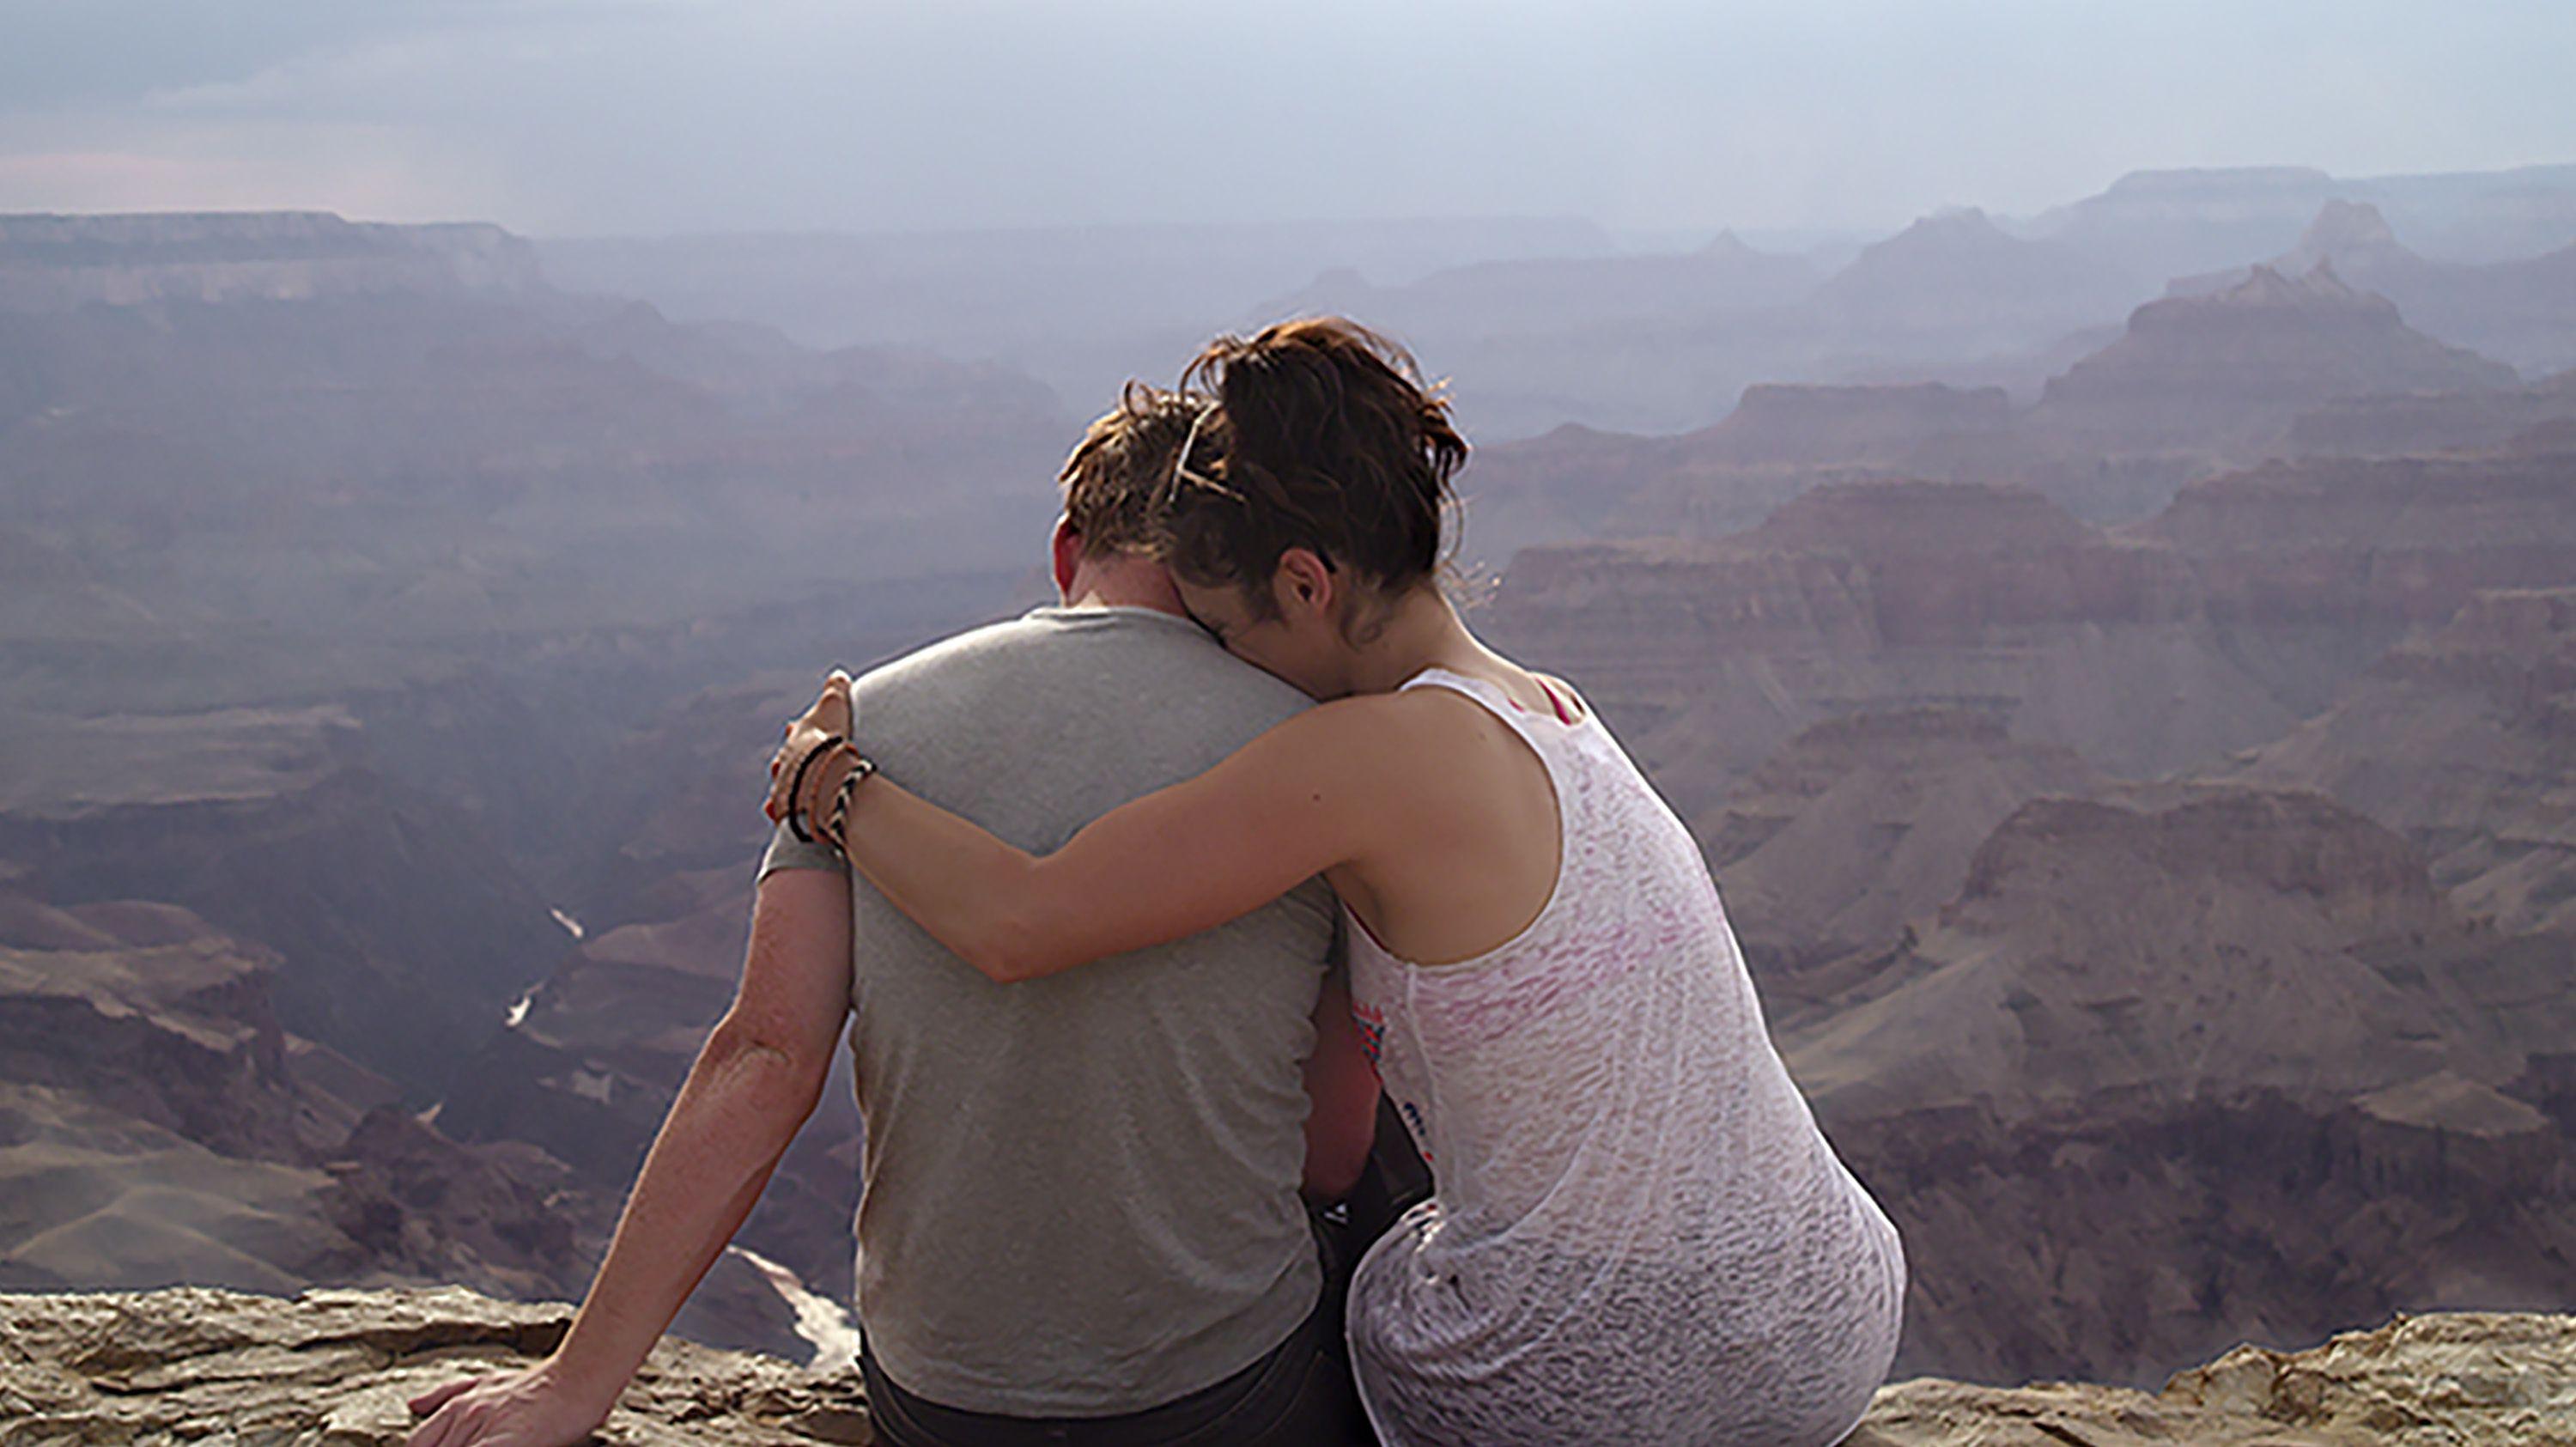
855;607;1309;722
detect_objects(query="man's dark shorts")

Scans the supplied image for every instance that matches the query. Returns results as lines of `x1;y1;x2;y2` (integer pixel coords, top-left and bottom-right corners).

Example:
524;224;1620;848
861;1232;1362;1447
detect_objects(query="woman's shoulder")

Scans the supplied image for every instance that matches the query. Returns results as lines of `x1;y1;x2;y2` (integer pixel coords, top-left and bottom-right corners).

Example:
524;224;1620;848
1268;686;1456;745
1240;685;1496;780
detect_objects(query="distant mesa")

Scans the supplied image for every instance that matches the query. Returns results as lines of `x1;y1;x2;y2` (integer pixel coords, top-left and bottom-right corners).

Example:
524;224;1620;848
0;210;546;311
1457;381;2021;560
1809;206;2141;337
1730;475;2099;559
2300;196;2404;254
2170;198;2421;296
2028;260;2518;456
2169;198;2576;377
2102;165;2342;197
2035;163;2576;287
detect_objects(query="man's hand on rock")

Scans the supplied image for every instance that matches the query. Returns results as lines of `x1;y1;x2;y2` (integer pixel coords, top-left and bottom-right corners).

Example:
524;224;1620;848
404;1360;611;1447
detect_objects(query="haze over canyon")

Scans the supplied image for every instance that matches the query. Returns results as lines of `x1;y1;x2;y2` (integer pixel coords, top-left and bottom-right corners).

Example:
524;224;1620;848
4;160;2576;1396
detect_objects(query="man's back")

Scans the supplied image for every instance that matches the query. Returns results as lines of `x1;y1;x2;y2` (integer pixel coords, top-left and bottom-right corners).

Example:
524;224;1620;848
761;605;1334;1415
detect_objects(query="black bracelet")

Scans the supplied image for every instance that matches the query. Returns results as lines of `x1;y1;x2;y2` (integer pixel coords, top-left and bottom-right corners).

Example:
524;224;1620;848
823;755;878;854
783;734;848;843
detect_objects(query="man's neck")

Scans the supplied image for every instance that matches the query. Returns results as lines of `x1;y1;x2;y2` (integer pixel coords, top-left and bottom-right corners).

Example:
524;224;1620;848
1062;555;1188;618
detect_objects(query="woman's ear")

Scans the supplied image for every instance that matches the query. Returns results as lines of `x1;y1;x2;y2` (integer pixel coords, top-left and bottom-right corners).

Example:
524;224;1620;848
1276;548;1336;618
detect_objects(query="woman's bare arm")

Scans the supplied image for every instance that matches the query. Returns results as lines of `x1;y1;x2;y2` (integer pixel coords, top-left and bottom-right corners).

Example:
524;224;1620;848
768;674;1447;985
839;700;1408;981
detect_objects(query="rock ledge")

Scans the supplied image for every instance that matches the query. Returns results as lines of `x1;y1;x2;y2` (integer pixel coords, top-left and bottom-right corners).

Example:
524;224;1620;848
2;1287;2569;1445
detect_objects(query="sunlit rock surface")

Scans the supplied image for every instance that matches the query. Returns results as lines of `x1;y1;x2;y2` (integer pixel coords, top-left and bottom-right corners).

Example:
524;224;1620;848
3;1287;2568;1445
1850;1311;2576;1446
0;1287;870;1445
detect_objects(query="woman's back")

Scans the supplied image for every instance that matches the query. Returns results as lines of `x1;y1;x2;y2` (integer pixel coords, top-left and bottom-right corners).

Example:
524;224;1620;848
1345;668;1905;1447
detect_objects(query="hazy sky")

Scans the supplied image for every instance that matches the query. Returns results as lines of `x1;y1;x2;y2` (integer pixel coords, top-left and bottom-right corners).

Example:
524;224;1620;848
3;0;2571;238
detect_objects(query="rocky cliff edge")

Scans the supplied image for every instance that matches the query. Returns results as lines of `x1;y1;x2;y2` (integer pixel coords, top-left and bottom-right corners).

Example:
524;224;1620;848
2;1287;2569;1445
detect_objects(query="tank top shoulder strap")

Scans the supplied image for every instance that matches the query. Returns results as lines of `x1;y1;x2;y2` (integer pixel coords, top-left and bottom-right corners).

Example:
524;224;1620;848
1395;666;1565;758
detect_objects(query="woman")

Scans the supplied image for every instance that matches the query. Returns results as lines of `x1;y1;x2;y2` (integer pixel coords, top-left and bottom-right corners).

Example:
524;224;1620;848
768;318;1904;1446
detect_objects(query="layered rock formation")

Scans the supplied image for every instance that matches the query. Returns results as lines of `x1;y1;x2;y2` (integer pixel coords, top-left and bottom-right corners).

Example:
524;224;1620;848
1808;209;2142;346
1485;480;2293;812
0;868;816;1361
1457;382;2015;560
0;708;568;1096
1783;785;2576;1383
2289;368;2576;456
1686;382;2015;467
2171;199;2426;300
0;891;574;1304
2224;587;2576;933
1455;254;2551;556
2034;167;2348;282
0;212;544;312
1493;448;2576;818
2177;198;2576;378
4;1286;2568;1446
1793;788;2482;1116
2141;452;2576;630
2029;263;2518;480
1699;708;2101;1008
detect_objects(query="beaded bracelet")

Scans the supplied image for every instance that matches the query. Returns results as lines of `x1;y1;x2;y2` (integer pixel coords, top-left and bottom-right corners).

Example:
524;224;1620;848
823;755;878;854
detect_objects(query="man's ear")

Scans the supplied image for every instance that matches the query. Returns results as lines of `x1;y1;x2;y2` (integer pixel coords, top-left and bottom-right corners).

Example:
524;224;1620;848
1050;516;1083;600
1276;548;1336;619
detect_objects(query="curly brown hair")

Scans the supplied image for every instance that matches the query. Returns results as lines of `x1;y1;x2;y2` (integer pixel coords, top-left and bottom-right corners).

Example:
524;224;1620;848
1057;382;1206;559
1157;317;1468;617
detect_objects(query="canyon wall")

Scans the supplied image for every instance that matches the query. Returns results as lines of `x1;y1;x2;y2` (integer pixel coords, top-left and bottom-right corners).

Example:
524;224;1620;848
0;213;544;311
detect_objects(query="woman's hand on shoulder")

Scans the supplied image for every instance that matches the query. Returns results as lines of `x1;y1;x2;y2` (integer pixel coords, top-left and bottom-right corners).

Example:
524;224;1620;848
763;670;854;827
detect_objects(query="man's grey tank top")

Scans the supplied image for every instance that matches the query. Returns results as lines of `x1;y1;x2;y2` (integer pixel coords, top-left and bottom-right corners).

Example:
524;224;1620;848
759;605;1337;1415
1343;667;1905;1446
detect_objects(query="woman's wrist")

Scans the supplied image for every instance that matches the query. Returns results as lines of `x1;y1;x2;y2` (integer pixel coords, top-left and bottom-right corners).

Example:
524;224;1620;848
798;744;867;847
781;734;848;842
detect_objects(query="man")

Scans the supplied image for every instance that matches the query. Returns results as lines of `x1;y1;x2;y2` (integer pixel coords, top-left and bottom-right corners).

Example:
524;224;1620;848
408;386;1383;1447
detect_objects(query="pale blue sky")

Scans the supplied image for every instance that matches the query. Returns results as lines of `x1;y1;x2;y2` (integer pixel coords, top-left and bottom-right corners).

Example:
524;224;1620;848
2;0;2569;236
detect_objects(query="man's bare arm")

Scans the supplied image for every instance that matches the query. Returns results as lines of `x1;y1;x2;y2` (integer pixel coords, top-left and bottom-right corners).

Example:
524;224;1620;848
406;866;854;1447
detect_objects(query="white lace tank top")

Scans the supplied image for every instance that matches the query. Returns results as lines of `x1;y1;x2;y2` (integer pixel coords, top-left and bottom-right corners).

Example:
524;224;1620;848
1343;667;1905;1447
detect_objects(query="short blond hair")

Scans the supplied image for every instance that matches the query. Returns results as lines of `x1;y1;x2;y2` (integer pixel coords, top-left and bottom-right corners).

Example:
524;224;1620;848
1058;382;1203;559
